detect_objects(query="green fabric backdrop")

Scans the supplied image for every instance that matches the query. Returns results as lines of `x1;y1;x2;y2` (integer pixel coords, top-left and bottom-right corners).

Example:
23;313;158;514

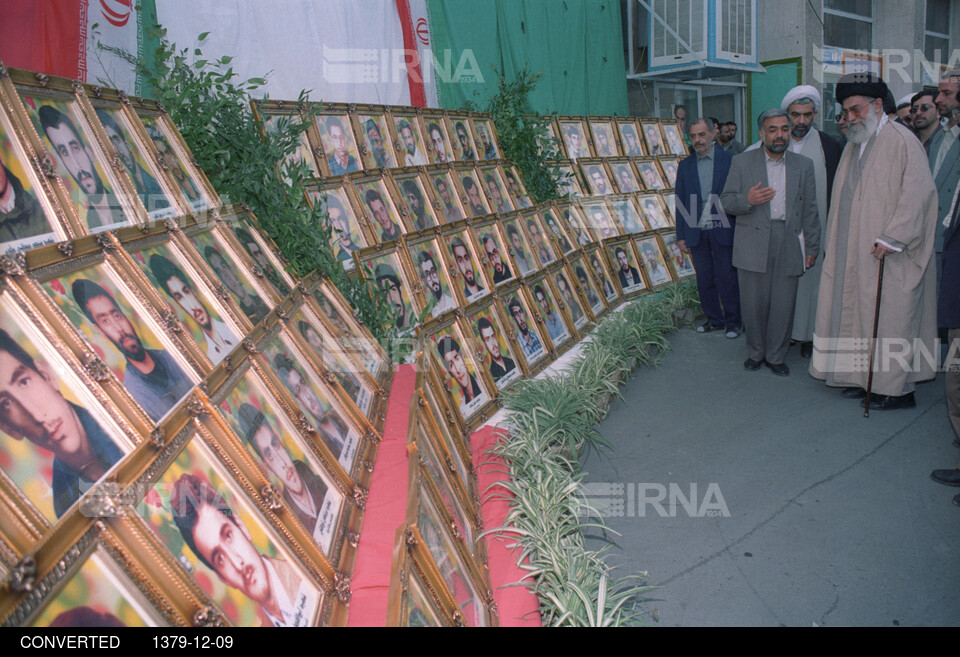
427;0;628;116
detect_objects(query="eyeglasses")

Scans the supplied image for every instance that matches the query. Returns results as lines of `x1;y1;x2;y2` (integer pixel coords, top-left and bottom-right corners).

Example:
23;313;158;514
910;104;935;114
838;100;877;120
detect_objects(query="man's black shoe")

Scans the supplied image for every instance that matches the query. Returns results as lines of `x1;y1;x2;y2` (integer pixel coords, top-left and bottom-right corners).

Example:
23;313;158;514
931;468;960;487
799;341;813;358
697;321;722;334
765;361;789;376
841;387;867;399
860;392;916;411
743;358;763;371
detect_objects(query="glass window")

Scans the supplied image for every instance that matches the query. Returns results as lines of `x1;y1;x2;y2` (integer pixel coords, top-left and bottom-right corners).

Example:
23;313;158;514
925;0;951;66
823;0;872;51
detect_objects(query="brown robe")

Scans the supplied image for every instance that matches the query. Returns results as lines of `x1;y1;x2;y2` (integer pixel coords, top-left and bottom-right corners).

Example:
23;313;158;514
810;120;938;396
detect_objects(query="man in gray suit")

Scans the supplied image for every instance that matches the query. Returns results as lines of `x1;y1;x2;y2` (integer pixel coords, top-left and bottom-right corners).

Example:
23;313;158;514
720;109;820;376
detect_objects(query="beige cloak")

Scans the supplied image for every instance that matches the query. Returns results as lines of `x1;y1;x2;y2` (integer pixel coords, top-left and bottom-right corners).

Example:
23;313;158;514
809;121;938;395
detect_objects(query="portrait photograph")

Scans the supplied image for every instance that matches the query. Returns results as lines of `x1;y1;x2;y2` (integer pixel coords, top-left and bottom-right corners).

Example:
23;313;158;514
409;235;458;319
659;157;679;188
391;171;438;232
617;119;646;157
641;121;666;156
661;122;687;156
539;119;563;160
609;160;641;194
556;162;585;197
530;276;571;348
587;246;620;302
229;217;294;299
473;119;499;160
308;278;390;379
559;120;590;160
357;112;397;169
416;382;472;497
189;229;273;325
503;166;533;208
525;211;559;268
30;549;161;627
360;248;418;335
139;114;212;213
138;438;322;627
260;112;321;181
389;544;447;627
442;229;489;304
0;301;132;522
611;196;646;234
468;302;520;390
429;169;466;223
218;370;343;555
607;239;646;295
540;206;575;256
478;165;514;214
43;262;197;423
570;254;606;316
553;267;588;331
580;199;620;240
23;95;131;233
638;160;666;190
455;168;491;218
660;191;676;224
354;177;405;244
448;116;478;162
307;184;367;271
132;241;240;366
557;202;593;247
316;113;362;176
502;216;536;278
501;288;547;366
427;324;490;422
661;233;696;279
636;235;674;287
0;108;60;254
423;116;454;165
393;114;429;167
589;120;619;158
583;162;614;196
638;193;671;230
408;433;477;553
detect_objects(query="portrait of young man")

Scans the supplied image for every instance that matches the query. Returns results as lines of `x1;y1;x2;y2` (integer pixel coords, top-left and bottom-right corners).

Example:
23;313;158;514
427;122;450;164
0;328;124;518
95;109;170;217
70;277;194;422
374;261;413;333
612;245;643;293
506;222;533;276
418;248;457;317
321;116;359;176
435;334;486;414
169;473;318;627
449;236;486;301
232;226;291;297
401;178;434;231
0;123;54;249
480;231;513;284
363;187;401;242
433;174;464;222
454;120;476;160
506;296;544;362
534;284;567;343
322;192;360;267
475;315;517;387
396;119;428;166
462;175;488;216
201;244;271;323
360;116;394;168
144;123;205;210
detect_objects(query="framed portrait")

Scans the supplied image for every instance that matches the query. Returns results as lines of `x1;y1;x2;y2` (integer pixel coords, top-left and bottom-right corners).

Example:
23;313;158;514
135;435;325;627
11;70;137;234
251;100;322;182
35;243;201;425
635;234;675;287
0;291;137;525
609;159;642;194
658;156;679;188
426;166;467;223
478;164;514;214
609;195;647;234
660;191;676;226
581;160;615;196
523;210;559;269
640;120;667;157
213;364;346;559
415;364;473;490
453;165;491;218
389;169;439;233
579;197;621;240
407;234;459;321
424;319;494;429
422;112;455;165
536;117;563;160
569;252;609;319
226;209;296;299
185;223;275;326
123;229;242;368
0;87;66;253
616;118;647;157
638;193;672;230
466;298;523;390
315;109;363;177
386;525;454;627
501;213;537;278
136;108;217;214
540;205;576;256
352;175;405;245
357;245;419;335
637;158;667;191
355;109;398;170
661;121;687;156
441;227;490;306
305;181;369;272
556;161;585;197
528;273;574;350
502;165;533;209
472;117;500;161
588;118;620;158
556;200;593;248
585;245;620;304
499;284;549;369
445;114;478;162
605;238;648;296
558;118;591;160
551;262;590;331
392;110;429;167
472;218;516;288
661;232;696;279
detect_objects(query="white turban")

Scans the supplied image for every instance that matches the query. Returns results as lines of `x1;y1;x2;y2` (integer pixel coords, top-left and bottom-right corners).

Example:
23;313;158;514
898;93;915;107
781;85;821;112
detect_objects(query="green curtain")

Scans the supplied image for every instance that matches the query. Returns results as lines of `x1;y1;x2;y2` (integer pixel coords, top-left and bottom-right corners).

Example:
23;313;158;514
427;0;628;116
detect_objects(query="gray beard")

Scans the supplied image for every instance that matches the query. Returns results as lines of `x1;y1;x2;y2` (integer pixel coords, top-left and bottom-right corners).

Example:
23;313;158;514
846;109;880;145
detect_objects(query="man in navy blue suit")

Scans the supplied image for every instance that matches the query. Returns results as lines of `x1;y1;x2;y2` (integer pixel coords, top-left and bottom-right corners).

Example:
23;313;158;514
675;118;741;338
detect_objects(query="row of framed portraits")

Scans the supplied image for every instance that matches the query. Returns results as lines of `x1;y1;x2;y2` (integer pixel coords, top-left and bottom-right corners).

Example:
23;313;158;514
547;115;687;161
560;155;679;198
252;100;503;179
0;64;223;258
0;201;395;626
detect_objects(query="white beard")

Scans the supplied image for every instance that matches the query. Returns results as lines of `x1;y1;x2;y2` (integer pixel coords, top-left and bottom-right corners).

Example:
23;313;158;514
846;108;880;145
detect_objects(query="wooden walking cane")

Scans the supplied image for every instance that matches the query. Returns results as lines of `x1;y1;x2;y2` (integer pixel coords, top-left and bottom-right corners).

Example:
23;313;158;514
864;253;885;417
